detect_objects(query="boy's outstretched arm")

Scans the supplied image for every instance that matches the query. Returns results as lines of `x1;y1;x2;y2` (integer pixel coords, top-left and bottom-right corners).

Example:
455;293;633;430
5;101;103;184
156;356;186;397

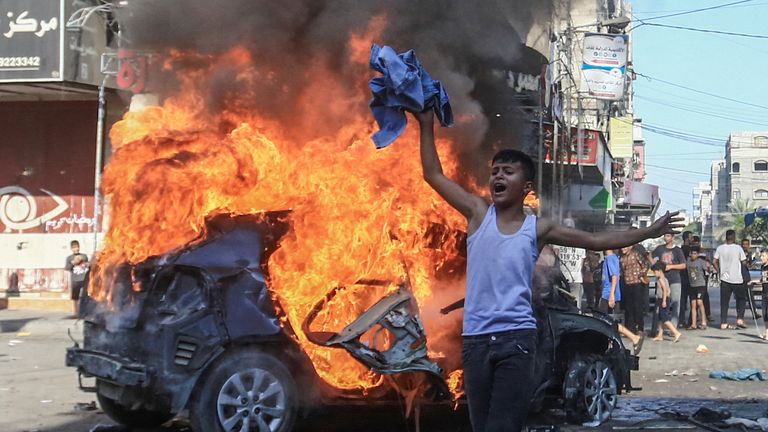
415;111;487;228
538;211;685;251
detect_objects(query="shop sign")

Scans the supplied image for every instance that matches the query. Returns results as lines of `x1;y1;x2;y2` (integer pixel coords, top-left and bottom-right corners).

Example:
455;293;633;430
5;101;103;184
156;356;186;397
0;0;62;81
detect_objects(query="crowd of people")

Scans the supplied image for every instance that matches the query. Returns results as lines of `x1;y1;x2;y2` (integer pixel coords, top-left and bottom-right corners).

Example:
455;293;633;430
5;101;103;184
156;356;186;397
555;230;768;348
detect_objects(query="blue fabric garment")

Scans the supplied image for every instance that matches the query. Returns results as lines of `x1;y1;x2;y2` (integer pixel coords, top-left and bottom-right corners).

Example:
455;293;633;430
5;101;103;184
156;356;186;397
709;368;766;381
368;44;453;148
463;205;538;335
601;254;622;301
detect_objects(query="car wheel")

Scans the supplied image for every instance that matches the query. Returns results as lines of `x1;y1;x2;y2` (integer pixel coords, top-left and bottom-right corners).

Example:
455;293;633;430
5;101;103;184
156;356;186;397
563;354;618;424
96;391;174;428
190;350;297;432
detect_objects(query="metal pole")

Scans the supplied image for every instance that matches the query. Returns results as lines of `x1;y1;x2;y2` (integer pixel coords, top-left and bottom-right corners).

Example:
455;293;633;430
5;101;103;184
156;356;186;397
538;88;544;205
93;77;107;250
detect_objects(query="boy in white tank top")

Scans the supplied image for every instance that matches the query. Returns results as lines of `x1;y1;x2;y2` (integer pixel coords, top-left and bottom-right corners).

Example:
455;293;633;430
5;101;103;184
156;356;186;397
415;109;683;432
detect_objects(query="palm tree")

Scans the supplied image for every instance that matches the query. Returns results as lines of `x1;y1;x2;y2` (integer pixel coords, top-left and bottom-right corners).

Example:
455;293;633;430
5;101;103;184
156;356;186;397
713;198;754;243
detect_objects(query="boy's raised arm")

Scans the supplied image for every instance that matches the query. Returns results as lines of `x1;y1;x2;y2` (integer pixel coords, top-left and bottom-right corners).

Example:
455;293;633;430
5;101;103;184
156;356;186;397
538;211;684;250
415;111;487;224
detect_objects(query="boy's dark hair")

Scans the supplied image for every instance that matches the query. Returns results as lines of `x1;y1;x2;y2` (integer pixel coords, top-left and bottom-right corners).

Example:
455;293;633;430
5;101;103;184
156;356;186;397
651;261;666;272
491;149;535;182
689;246;700;253
682;231;692;241
70;240;80;247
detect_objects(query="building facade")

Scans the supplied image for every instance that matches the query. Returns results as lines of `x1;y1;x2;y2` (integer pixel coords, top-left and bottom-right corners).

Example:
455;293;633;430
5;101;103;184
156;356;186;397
725;132;768;206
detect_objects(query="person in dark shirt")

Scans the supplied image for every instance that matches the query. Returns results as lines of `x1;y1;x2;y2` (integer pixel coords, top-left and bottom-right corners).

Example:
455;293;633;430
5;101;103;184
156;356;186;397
64;240;89;316
652;234;686;328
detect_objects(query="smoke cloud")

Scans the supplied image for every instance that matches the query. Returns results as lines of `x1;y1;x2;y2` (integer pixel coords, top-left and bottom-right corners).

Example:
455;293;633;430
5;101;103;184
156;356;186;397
117;0;553;182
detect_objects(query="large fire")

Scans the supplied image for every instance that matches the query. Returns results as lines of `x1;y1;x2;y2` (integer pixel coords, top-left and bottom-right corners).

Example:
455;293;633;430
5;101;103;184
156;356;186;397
96;40;480;392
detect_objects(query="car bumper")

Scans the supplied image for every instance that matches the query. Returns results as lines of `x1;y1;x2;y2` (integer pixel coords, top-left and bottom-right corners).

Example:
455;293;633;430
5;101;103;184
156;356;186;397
66;346;148;386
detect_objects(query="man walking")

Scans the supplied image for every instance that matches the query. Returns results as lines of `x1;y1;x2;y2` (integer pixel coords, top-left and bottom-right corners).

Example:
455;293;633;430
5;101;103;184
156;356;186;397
714;230;748;330
620;244;649;335
652;233;686;328
65;240;89;317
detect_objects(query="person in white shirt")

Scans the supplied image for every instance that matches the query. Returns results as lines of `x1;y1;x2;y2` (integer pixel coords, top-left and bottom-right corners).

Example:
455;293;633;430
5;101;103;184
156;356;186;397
713;229;748;330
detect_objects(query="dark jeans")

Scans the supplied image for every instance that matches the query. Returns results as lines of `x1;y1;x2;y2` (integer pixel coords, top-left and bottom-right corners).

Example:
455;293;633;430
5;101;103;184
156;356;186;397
679;283;691;326
583;282;597;309
720;281;747;324
622;283;646;333
462;329;537;432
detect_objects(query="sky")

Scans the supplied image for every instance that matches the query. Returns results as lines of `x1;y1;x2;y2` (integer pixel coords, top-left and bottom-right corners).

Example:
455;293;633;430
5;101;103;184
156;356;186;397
629;0;768;216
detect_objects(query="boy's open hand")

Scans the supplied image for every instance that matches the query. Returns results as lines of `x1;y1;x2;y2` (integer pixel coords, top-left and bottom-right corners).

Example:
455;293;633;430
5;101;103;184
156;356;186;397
648;211;685;238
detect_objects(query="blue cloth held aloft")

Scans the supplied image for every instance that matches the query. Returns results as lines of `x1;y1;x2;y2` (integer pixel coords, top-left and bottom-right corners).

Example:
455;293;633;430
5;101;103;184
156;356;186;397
709;368;766;381
368;44;453;148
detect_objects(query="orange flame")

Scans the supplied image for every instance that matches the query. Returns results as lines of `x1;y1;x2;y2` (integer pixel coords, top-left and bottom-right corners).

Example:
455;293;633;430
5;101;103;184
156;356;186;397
97;32;477;393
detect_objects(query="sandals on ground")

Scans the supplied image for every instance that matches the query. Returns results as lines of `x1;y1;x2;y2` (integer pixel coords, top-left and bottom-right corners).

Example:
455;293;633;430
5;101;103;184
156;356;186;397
735;322;748;329
720;324;737;330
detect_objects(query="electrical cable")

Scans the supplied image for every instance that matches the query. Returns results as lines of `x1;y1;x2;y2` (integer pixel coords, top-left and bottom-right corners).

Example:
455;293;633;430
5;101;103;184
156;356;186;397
642;22;768;40
635;72;768;111
634;95;768;128
635;0;756;22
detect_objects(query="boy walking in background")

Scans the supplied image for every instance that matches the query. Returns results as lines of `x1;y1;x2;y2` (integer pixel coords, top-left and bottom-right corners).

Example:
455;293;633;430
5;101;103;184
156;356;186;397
65;240;89;316
651;261;682;342
415;110;681;432
652;234;686;328
686;247;709;330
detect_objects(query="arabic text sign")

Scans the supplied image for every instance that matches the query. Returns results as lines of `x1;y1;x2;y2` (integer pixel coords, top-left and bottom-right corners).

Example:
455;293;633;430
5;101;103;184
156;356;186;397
579;33;627;101
582;33;628;68
609;116;634;158
0;0;61;81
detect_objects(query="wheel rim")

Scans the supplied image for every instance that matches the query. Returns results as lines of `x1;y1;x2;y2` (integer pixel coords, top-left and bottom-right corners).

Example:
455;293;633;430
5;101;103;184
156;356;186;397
582;360;617;423
216;368;287;432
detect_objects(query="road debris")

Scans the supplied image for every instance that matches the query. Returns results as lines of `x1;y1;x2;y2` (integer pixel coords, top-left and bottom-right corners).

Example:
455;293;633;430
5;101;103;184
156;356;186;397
709;368;766;381
696;344;709;353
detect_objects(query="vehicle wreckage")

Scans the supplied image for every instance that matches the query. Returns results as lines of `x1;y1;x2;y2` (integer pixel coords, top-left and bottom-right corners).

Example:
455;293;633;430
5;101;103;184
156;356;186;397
66;213;639;431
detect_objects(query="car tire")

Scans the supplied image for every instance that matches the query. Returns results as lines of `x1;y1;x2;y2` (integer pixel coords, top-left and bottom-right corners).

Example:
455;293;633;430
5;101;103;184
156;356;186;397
563;354;618;425
96;391;174;428
189;349;298;432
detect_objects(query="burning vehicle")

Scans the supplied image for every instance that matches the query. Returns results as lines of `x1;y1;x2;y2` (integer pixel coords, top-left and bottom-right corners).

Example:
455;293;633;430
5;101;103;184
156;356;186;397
67;212;638;431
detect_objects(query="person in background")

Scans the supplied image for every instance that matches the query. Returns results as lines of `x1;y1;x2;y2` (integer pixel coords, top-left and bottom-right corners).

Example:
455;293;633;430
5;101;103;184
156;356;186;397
686;247;709;330
652;233;687;328
619;244;649;336
651;261;682;343
760;250;768;340
600;249;644;354
678;231;693;327
692;235;712;322
64;240;89;317
582;251;600;309
714;230;747;330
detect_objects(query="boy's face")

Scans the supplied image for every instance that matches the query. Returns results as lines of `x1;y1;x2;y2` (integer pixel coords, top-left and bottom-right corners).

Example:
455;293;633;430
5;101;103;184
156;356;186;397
690;251;699;260
761;252;768;265
71;244;80;254
489;161;533;207
742;240;750;251
664;233;674;245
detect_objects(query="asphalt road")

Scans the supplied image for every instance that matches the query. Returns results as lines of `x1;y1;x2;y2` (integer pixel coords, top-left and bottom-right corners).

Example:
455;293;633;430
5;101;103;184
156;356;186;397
1;300;766;432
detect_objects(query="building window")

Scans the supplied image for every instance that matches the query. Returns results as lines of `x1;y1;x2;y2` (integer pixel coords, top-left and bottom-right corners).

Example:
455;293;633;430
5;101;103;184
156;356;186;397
733;189;741;200
756;189;768;199
754;136;768;147
755;160;768;171
732;162;740;173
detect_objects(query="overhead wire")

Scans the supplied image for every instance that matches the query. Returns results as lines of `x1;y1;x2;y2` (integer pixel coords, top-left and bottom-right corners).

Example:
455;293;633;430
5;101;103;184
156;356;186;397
641;23;768;40
635;0;756;22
